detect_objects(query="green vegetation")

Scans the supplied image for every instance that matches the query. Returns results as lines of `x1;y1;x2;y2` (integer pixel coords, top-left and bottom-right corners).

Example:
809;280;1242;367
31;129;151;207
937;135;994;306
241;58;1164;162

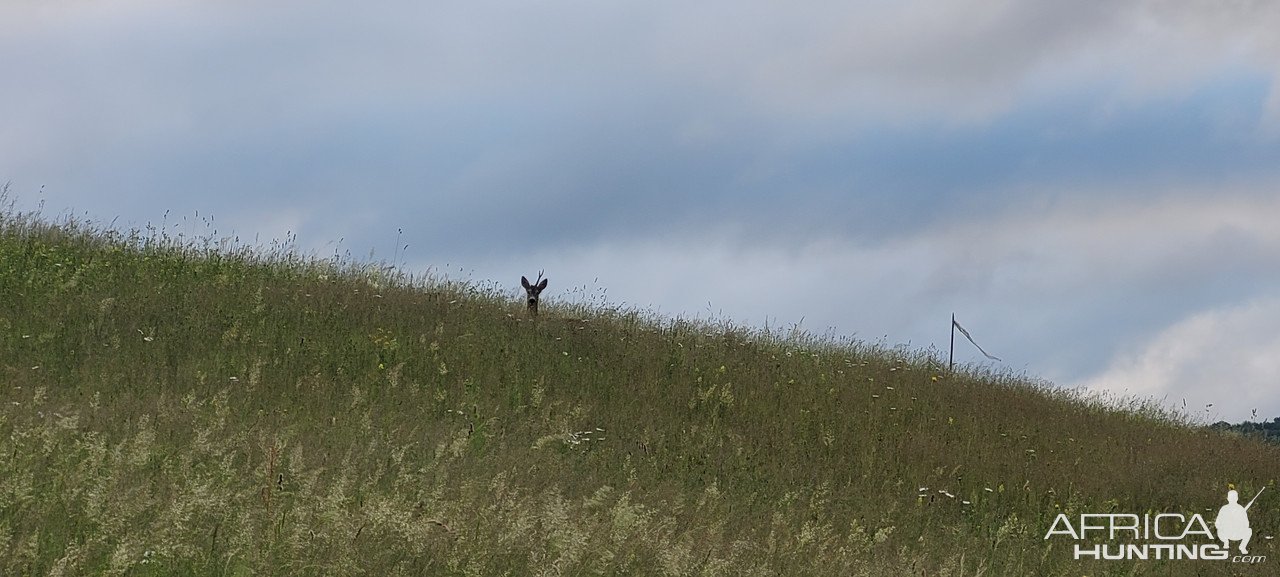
1;197;1277;576
1213;419;1280;444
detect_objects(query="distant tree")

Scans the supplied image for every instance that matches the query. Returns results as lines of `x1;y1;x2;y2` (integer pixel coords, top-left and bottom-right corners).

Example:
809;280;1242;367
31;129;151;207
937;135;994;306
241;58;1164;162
1211;418;1280;444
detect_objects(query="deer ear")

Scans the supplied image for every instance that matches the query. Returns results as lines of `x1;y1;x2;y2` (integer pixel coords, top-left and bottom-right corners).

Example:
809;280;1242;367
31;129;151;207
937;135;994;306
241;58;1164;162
537;278;548;290
521;276;531;289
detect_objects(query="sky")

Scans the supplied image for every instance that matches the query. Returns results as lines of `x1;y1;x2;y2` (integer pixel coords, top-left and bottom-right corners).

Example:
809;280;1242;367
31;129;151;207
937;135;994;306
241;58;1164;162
4;0;1280;422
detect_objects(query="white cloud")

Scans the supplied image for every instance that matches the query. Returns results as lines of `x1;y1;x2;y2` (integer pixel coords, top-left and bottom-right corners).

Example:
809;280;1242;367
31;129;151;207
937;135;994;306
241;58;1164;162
1077;297;1280;423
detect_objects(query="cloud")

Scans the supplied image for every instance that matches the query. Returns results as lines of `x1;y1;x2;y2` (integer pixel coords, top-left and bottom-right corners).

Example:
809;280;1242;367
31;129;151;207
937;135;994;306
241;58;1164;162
8;0;1280;159
1077;297;1280;423
644;0;1280;127
13;0;1276;257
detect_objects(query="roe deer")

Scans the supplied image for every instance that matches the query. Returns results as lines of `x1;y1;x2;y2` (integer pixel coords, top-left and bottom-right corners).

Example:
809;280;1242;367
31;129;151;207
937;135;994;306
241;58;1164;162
521;272;548;316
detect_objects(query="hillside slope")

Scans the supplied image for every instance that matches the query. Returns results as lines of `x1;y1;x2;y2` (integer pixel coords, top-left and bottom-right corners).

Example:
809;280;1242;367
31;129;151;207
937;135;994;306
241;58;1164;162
1;208;1278;576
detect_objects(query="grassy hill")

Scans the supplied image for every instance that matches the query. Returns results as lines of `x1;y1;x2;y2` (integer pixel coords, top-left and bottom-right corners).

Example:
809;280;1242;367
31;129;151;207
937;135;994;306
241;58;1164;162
1;202;1278;576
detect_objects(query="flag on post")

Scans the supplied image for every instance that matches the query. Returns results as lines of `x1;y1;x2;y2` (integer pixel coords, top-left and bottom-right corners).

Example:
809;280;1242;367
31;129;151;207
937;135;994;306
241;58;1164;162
951;316;1001;365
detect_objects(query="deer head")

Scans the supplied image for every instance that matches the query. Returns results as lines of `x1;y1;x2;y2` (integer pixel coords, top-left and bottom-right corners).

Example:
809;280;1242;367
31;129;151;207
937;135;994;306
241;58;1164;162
521;271;548;316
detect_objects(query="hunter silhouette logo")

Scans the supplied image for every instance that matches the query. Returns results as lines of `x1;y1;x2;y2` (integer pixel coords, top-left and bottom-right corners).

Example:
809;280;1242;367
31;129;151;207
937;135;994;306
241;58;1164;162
1216;488;1262;555
1044;485;1268;563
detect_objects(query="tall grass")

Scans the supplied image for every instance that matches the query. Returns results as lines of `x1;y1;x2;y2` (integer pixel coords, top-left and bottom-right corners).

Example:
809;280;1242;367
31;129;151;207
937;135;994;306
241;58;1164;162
1;195;1277;575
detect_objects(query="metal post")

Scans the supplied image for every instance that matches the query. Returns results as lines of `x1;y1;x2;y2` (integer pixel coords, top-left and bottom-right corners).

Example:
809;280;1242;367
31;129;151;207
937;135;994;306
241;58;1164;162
949;313;955;372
